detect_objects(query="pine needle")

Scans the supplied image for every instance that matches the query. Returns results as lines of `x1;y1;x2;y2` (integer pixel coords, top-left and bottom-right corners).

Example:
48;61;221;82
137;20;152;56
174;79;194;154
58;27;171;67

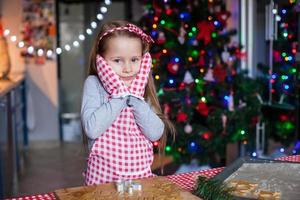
193;176;233;200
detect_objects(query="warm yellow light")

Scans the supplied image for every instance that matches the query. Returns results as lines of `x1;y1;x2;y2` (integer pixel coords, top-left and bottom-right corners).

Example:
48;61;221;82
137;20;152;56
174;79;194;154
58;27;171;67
155;75;160;80
162;49;167;54
152;24;157;29
200;68;205;73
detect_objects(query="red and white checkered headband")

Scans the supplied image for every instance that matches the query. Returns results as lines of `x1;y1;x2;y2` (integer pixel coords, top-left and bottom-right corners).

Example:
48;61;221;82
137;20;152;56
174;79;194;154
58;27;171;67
98;23;154;44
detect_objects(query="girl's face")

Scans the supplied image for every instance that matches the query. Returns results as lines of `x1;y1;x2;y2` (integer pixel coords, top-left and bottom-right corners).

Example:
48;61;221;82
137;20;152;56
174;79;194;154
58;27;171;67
103;36;143;87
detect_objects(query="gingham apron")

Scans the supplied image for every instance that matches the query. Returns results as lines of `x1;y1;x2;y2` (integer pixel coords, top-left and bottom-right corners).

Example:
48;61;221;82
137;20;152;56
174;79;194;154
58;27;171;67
84;53;154;185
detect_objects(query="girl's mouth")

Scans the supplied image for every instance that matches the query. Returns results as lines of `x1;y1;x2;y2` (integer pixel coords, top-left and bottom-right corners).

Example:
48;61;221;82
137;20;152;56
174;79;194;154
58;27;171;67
120;75;136;81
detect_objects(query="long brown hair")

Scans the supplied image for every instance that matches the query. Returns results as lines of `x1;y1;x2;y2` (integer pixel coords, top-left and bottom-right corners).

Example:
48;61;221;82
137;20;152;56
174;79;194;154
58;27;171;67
86;20;176;171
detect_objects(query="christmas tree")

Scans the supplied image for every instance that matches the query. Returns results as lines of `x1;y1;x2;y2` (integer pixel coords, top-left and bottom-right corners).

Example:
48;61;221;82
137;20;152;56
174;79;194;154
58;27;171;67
257;0;299;153
139;0;262;165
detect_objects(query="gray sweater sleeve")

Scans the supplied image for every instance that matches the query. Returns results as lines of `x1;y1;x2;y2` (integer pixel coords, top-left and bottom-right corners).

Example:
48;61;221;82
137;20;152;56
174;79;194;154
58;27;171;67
127;96;165;141
81;76;127;139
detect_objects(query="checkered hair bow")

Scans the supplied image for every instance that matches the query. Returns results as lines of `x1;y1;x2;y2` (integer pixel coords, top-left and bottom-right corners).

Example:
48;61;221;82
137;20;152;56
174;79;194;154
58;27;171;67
96;52;152;99
98;23;154;44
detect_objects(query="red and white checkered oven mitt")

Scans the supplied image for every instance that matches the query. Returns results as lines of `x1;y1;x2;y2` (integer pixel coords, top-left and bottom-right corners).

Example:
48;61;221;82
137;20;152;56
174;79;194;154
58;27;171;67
128;52;152;100
96;54;130;98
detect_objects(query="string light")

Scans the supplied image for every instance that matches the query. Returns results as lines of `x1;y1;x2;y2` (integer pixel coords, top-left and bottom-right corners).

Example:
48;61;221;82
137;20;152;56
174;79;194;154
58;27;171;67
27;46;34;54
100;6;108;13
282;9;287;14
73;41;79;47
91;21;97;29
165;146;171;152
211;32;217;38
10;35;17;42
78;34;85;41
86;28;92;35
2;1;112;56
104;0;112;5
283;84;289;90
37;49;44;56
292;150;297;154
276;15;281;21
46;50;53;57
64;44;71;51
56;47;62;55
97;14;104;20
18;41;25;48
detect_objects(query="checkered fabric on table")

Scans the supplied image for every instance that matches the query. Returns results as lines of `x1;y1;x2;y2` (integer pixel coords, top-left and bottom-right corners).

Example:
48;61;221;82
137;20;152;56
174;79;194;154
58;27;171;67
166;167;224;192
6;193;55;200
275;154;300;162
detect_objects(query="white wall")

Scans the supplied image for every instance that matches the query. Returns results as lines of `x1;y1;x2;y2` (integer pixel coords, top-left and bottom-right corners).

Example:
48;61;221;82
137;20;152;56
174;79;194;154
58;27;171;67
1;0;59;141
59;1;126;114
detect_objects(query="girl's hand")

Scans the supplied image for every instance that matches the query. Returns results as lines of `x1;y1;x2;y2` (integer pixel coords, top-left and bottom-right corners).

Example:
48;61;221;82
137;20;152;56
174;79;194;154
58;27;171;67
129;53;152;99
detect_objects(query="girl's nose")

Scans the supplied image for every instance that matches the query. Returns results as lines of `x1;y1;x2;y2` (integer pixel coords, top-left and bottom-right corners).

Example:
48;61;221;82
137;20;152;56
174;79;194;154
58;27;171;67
123;64;132;73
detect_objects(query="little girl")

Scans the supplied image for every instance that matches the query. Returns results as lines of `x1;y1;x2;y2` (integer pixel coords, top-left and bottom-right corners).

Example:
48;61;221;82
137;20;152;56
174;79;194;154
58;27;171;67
81;20;175;185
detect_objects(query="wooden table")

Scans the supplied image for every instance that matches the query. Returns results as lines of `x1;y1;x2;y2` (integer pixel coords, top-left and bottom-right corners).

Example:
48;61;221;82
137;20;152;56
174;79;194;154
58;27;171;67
5;155;300;200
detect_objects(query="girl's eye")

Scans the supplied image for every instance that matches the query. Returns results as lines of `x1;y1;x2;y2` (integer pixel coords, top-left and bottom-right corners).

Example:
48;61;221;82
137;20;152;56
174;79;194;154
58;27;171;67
113;59;121;63
132;58;140;62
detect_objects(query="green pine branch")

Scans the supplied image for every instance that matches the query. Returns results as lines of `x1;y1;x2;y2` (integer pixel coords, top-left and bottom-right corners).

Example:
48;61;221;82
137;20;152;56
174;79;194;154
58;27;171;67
193;176;233;200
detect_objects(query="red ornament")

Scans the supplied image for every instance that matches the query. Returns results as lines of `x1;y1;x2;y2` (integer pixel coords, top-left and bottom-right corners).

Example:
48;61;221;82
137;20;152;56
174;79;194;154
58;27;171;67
179;82;185;90
196;21;214;44
176;111;188;122
216;10;231;26
280;115;288;121
167;62;179;74
157;31;166;45
153;1;163;17
213;64;227;82
273;50;282;62
166;8;172;15
235;49;247;60
251;116;259;125
197;56;205;66
196;101;209;117
201;132;211;140
163;103;171;115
